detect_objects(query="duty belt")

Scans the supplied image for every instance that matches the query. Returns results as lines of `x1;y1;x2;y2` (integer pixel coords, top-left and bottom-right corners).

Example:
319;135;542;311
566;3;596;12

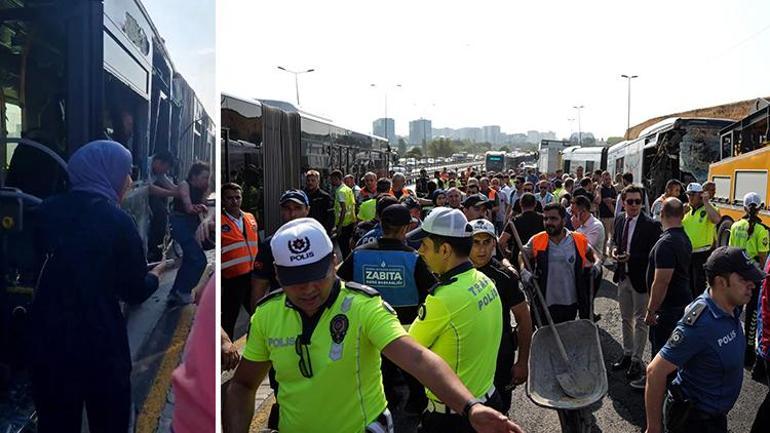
425;385;496;414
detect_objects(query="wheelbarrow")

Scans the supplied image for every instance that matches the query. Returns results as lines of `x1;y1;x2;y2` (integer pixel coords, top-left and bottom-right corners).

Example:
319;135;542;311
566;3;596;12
510;227;607;432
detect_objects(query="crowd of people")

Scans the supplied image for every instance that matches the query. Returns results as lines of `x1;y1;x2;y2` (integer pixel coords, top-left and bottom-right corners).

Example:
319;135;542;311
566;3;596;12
221;162;770;433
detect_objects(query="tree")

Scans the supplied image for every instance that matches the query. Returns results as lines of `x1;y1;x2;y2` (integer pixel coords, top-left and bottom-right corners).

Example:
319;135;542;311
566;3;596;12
427;138;457;158
405;147;423;158
498;145;510;153
397;138;407;155
607;136;625;145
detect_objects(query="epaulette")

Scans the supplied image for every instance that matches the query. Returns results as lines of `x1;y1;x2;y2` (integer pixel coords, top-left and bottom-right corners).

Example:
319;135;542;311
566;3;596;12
429;277;457;294
255;289;284;308
682;301;707;326
344;281;381;297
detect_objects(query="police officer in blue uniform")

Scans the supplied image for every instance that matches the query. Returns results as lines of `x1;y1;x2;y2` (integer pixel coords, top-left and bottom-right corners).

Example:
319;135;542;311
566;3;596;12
338;203;437;414
644;246;767;433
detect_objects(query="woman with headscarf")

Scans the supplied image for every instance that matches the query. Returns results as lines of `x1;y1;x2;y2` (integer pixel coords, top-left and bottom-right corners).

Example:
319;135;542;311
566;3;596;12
168;161;211;305
28;140;167;433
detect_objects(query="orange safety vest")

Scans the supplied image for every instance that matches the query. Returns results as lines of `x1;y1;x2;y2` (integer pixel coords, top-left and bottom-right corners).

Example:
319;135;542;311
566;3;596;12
390;188;411;198
221;211;259;279
530;231;591;268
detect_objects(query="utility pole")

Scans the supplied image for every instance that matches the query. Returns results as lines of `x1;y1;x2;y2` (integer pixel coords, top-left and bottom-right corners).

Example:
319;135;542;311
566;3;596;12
277;66;315;106
573;105;584;145
370;83;402;146
621;74;638;139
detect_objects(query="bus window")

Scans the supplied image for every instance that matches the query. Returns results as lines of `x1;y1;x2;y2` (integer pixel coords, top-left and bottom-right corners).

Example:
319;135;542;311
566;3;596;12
0;14;68;198
712;176;731;201
103;74;150;180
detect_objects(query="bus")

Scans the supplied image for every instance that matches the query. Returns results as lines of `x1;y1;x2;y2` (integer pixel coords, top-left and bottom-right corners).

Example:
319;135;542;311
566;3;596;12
485;150;505;172
0;0;215;427
606;117;732;199
537;139;571;174
505;151;537;171
707;99;770;245
222;94;391;234
561;146;608;175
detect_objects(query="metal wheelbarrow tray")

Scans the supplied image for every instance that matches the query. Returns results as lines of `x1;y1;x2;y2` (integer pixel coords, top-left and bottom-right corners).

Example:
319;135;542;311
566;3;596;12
526;319;608;410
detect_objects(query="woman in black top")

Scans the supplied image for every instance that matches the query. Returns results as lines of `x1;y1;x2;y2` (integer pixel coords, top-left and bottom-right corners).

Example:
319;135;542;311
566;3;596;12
30;140;167;432
169;161;210;304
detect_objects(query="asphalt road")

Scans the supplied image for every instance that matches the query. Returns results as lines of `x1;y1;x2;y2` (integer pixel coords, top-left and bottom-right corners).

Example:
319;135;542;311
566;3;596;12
233;272;768;433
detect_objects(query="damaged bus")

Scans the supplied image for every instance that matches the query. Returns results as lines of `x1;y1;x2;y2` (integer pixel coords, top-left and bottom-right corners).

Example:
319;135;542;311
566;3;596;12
607;117;732;199
0;1;214;427
221;94;391;235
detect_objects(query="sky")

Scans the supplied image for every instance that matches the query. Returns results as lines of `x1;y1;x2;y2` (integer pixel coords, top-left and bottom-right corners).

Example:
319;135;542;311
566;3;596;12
143;0;216;117
218;0;770;140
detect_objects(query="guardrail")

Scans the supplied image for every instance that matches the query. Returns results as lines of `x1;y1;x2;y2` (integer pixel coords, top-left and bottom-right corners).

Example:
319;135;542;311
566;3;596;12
401;161;484;185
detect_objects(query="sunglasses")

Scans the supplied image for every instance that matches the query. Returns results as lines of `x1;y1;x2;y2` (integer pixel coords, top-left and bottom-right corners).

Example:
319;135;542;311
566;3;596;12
523;188;533;192
295;335;313;378
625;199;642;205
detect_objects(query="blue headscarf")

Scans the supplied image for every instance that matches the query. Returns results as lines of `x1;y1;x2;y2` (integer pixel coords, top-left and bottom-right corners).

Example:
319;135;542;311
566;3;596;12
67;140;133;203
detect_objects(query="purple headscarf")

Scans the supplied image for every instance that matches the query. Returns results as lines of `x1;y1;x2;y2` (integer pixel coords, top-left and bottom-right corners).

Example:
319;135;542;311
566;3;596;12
67;140;133;203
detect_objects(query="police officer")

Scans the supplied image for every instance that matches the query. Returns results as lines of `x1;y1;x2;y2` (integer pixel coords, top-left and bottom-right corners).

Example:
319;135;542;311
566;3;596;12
338;204;437;413
223;218;522;433
252;190;310;303
728;192;769;366
221;182;259;339
644;247;767;433
354;195;400;248
358;177;392;222
682;182;721;297
468;219;533;414
331;169;357;258
405;208;506;433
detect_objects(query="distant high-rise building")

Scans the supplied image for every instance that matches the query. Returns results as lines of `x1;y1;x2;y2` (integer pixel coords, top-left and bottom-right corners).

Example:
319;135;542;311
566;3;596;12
409;118;432;151
373;118;396;145
483;125;501;145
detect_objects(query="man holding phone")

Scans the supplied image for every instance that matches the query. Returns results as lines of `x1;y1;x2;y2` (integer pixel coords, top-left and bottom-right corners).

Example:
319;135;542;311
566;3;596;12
610;185;662;387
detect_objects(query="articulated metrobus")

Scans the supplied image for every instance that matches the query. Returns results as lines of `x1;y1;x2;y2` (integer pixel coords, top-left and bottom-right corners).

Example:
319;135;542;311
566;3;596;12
607;117;732;199
221;94;391;234
484;150;505;172
0;0;215;427
561;145;608;174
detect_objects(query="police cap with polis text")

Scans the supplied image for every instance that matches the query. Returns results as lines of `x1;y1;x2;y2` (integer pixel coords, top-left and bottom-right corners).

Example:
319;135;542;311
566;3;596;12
469;218;496;238
406;207;472;241
704;246;767;282
270;218;334;286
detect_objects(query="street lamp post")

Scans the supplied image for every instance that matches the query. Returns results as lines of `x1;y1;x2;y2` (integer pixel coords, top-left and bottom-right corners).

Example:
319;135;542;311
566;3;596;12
620;74;639;140
277;66;315;106
370;83;402;146
572;105;584;145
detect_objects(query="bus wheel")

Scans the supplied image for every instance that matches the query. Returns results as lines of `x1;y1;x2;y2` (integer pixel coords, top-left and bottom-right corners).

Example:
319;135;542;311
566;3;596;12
717;219;733;247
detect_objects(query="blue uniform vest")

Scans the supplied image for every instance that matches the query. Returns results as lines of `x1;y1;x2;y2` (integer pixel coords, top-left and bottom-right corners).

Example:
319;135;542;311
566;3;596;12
352;249;419;307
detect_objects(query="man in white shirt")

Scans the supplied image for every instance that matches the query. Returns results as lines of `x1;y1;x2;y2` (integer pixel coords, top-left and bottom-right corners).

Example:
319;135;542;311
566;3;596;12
571;195;606;260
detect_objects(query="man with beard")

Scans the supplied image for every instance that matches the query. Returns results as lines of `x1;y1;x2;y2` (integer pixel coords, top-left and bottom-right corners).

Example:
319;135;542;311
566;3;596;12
520;203;601;324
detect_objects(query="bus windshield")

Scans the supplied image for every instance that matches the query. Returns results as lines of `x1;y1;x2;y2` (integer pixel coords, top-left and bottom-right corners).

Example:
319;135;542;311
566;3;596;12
677;122;725;184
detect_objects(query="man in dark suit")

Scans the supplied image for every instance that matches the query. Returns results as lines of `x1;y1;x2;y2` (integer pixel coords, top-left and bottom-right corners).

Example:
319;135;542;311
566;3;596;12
610;185;662;382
